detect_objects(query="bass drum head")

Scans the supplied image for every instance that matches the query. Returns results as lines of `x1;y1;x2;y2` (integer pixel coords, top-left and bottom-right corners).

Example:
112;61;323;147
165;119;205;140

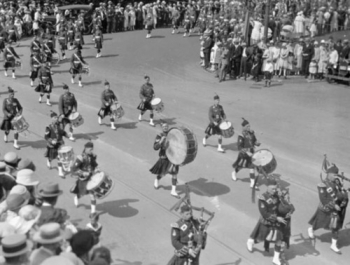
87;172;105;191
151;98;161;106
252;149;273;166
69;112;79;120
219;121;231;130
58;146;73;154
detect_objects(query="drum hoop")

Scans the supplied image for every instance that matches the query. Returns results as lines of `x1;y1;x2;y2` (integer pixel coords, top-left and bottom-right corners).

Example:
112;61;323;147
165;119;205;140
219;121;231;130
69;112;79;120
151;98;161;105
87;172;106;190
58;146;73;153
252;149;275;166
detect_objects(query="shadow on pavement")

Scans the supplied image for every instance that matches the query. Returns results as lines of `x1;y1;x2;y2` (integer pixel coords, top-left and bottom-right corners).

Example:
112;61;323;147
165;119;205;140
74;131;104;141
117;122;138;129
222;142;239;151
19;139;47;149
96;198;139;218
286;233;320;260
114;259;142;265
150;35;165;38
178;178;231;197
215;258;242;265
317;228;350;248
84;80;102;86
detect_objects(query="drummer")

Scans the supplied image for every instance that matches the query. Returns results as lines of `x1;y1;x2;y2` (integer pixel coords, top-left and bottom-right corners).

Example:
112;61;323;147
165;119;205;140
1;87;22;150
231;118;261;189
44;111;69;178
37;61;54;106
70;46;88;87
98;80;117;130
150;121;180;198
203;94;226;153
3;41;21;79
58;84;78;141
71;141;99;214
137;75;155;127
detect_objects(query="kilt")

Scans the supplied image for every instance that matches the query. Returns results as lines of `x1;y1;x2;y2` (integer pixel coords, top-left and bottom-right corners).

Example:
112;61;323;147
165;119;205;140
44;145;60;160
264;71;273;80
61;116;72;129
95;40;102;49
308;208;340;231
150;157;179;175
34;83;52;94
30;69;39;79
280;218;292;248
167;254;199;265
137;100;153;111
232;151;254;170
250;219;283;243
59;41;67;50
97;106;112;118
146;25;153;31
4;60;15;69
8;33;17;42
69;65;83;75
0;119;14;131
67;32;74;43
204;122;221;136
70;178;90;197
0;41;5;50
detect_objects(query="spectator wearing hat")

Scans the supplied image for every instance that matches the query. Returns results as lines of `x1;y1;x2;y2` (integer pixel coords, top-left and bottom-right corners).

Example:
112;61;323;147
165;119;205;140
1;88;22;150
0;162;16;202
340;39;350;60
210;41;222;72
17;159;36;172
302;39;314;78
328;44;339;74
90;247;112;265
29;222;64;265
16;169;40;206
68;230;96;265
58;84;77;141
71;142;99;214
44;111;69;177
218;44;229;82
3;152;20;177
0;234;33;265
37;182;68;227
97;81;118;130
0;185;31;215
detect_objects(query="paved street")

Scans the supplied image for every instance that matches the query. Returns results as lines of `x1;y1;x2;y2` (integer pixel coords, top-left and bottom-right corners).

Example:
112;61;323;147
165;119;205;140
1;28;349;265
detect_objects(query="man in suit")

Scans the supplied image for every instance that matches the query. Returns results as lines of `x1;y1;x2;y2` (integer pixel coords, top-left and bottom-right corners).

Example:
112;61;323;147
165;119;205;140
37;182;69;227
202;32;213;69
30;223;64;265
230;39;243;79
302;39;314;78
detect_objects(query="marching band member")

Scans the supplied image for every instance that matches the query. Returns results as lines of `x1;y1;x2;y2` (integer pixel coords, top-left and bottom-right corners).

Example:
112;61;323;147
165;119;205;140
58;84;77;141
145;13;154;38
308;164;349;254
3;41;20;79
98;81;117;130
247;178;288;265
137;75;155;126
42;38;57;68
202;94;226;153
70;47;88;87
57;27;68;60
231;118;261;189
94;25;103;58
71;141;99;214
150;122;180;198
29;50;43;87
36;62;53;106
168;205;203;265
30;35;42;55
73;28;84;51
67;20;75;50
44;111;69;178
1;87;22;150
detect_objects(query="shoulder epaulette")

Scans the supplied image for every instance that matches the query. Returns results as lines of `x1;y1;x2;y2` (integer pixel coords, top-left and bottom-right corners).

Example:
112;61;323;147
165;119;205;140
76;155;83;161
170;223;180;229
257;194;265;201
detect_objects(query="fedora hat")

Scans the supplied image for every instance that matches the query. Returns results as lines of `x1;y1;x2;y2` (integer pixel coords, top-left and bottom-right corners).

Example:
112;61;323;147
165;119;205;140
38;182;63;197
6;193;29;211
10;185;31;201
33;223;63;244
0;234;33;257
41;256;74;265
16;169;39;186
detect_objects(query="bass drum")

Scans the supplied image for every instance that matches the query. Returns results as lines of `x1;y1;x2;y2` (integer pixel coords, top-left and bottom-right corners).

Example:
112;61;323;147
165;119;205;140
252;149;277;175
86;172;114;200
165;126;197;166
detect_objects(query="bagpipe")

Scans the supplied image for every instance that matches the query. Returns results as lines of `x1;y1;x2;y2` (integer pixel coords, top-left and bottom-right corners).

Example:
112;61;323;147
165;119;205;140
170;184;215;251
321;154;350;190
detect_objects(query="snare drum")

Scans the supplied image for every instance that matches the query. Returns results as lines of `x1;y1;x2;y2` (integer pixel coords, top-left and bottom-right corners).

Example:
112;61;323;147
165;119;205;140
151;98;164;113
219;121;234;138
69;112;84;127
82;66;90;76
11;115;29;133
111;103;125;119
15;60;22;69
166;126;198;166
58;146;74;172
51;53;60;65
86;172;114;200
252;149;277;175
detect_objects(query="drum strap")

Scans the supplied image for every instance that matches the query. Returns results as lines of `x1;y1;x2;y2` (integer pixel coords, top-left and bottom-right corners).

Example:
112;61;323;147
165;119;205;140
74;54;84;65
6;48;16;58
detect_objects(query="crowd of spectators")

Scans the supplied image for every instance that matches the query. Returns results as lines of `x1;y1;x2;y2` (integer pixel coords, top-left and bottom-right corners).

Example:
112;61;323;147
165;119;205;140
0;152;112;265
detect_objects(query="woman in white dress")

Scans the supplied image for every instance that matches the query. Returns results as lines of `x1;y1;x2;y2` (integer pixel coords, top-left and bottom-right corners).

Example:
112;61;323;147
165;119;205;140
318;40;329;79
124;7;130;31
272;42;280;75
278;43;289;78
129;7;136;31
251;19;262;45
293;39;303;75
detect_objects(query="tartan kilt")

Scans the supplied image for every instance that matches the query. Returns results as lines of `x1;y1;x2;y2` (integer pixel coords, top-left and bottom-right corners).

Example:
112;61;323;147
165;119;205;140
264;71;273;80
95;40;102;49
137;100;153;111
308;208;336;231
70;178;89;197
232;151;254;169
34;83;52;94
0;119;14;131
59;41;67;50
67;33;74;42
61;117;72;129
30;69;39;79
150;157;179;175
0;41;5;50
4;60;15;69
167;255;191;265
204;122;221;136
44;146;59;160
250;219;283;243
97;106;112;118
69;65;82;75
146;25;153;31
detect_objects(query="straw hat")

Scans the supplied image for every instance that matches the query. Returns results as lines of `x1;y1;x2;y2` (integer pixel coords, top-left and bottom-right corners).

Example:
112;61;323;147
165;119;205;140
0;234;33;257
16;169;39;186
33;223;64;244
38;182;63;197
41;256;75;265
6;193;29;212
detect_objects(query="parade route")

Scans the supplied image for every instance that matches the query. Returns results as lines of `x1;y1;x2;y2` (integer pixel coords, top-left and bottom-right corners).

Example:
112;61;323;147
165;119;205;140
1;28;350;265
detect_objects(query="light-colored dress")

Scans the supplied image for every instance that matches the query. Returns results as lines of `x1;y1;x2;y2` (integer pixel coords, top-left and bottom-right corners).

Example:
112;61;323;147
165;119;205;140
124;10;129;29
251;21;262;44
129;10;136;27
293;43;303;70
318;46;329;74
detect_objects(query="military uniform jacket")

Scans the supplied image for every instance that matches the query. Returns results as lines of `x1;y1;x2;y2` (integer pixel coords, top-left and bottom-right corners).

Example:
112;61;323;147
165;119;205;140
154;132;167;158
171;218;201;250
139;83;154;102
30;55;42;71
58;92;77;117
72;152;98;179
70;52;86;69
208;104;225;124
258;192;280;226
237;130;258;152
58;31;68;44
317;181;340;212
101;89;117;108
38;66;53;85
3;47;19;62
30;40;42;54
45;123;68;148
2;98;22;121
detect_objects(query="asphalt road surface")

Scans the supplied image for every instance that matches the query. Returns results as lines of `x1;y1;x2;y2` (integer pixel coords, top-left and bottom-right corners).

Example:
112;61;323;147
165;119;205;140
0;28;350;265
